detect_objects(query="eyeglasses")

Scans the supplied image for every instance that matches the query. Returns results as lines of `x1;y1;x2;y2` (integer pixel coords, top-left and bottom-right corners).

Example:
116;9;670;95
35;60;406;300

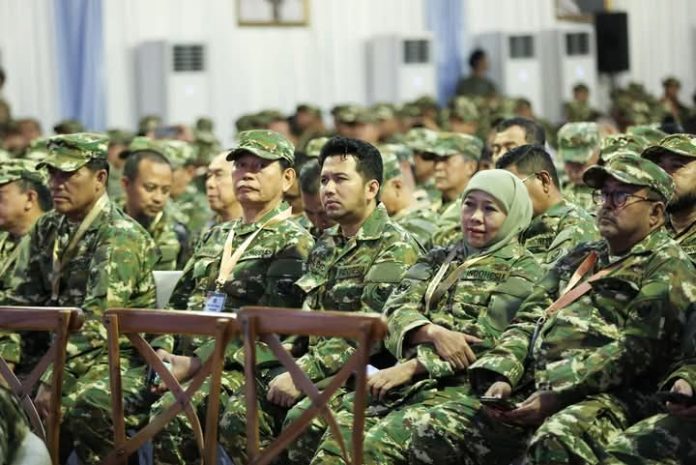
520;173;538;183
592;190;655;208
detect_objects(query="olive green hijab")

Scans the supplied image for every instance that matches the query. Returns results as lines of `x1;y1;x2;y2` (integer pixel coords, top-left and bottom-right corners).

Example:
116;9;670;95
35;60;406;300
460;169;532;255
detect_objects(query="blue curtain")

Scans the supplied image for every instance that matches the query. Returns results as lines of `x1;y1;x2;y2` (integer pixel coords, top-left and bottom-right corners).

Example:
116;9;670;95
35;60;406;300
426;0;464;106
54;0;105;131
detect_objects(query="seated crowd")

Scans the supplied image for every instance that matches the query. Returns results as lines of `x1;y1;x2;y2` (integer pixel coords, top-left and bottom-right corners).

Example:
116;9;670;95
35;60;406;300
0;89;695;465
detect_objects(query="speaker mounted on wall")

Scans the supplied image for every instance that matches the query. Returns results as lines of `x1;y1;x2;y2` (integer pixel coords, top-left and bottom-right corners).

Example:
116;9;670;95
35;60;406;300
594;12;630;73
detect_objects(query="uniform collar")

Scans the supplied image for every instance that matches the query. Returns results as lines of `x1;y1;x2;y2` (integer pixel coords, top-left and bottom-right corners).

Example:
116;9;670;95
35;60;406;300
326;203;390;242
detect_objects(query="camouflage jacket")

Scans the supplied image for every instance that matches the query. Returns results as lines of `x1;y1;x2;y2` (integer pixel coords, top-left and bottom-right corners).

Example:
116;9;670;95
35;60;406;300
384;240;542;379
520;199;598;267
0;232;29;363
563;183;596;215
470;229;696;411
392;204;438;249
0;387;29;464
295;204;422;382
117;200;189;271
414;178;441;207
668;218;696;263
429;198;463;249
171;184;213;237
2;198;158;369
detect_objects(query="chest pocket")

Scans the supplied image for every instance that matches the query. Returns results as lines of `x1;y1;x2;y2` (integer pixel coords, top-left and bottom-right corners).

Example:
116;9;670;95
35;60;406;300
191;249;221;292
63;254;93;298
591;276;641;327
327;264;368;311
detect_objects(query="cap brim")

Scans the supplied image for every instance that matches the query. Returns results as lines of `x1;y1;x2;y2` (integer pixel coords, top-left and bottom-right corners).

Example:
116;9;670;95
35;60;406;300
583;165;644;190
226;147;281;162
641;145;693;161
559;147;593;163
36;155;88;172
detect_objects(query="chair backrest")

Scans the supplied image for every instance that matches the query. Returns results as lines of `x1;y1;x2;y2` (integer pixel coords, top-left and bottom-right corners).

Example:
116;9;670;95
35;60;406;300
153;271;184;308
238;306;387;465
0;306;83;465
102;308;239;465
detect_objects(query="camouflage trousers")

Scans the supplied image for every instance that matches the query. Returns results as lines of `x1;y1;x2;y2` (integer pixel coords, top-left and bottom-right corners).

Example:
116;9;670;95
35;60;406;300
603;413;696;465
0;386;30;464
285;378;470;465
410;392;631;465
62;359;152;465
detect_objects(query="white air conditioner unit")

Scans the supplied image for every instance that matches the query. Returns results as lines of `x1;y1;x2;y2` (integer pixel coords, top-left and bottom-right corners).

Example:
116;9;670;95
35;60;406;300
136;41;210;123
540;26;598;123
475;32;543;114
367;34;437;104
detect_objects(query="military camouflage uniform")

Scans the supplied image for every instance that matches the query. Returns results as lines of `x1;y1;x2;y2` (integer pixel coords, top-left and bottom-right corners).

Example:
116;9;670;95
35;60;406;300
257;204;422;465
408;156;696;465
0;387;33;464
520;199;598;267
558;122;601;213
303;237;543;465
642;133;696;263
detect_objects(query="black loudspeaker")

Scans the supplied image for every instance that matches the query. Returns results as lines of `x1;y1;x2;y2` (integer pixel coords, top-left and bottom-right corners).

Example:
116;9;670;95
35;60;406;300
594;12;630;73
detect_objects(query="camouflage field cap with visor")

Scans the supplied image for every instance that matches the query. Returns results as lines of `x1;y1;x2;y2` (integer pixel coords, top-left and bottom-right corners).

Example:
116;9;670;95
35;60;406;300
642;133;696;162
404;128;439;153
428;132;483;160
378;145;405;181
583;152;675;203
0;159;48;186
37;133;109;172
558;122;600;163
227;129;295;165
305;137;330;158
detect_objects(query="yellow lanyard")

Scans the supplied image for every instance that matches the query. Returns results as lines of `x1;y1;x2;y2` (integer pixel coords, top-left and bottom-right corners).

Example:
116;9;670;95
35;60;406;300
424;249;489;313
148;211;164;235
215;207;292;290
51;194;109;300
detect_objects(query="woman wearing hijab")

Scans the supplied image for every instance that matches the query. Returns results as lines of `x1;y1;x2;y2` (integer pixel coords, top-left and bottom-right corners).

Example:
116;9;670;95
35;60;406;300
297;170;544;465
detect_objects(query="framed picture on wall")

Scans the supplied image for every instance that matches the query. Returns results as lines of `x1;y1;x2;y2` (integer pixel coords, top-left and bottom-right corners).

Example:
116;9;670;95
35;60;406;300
556;0;609;22
237;0;310;27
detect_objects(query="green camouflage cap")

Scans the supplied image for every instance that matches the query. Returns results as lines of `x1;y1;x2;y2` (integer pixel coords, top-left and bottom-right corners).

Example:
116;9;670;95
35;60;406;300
429;132;483;160
37;133;108;172
331;104;350;117
558;122;600;163
600;134;649;161
397;102;422;119
256;109;287;126
24;137;50;162
196;117;214;132
626;125;668;145
413;95;439;112
305;137;330;158
296;103;322;117
449;96;479;122
235;114;258;133
227;129;295;165
371;103;396;121
662;76;681;87
378;145;402;181
120;137;195;168
107;129;134;146
584;152;675;202
379;143;413;164
642;133;696;161
335;105;377;124
0;159;48;186
404;128;439;153
53;119;85;135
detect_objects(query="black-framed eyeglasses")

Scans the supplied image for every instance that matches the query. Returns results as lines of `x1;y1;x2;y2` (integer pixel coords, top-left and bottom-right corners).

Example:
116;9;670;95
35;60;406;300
592;190;655;208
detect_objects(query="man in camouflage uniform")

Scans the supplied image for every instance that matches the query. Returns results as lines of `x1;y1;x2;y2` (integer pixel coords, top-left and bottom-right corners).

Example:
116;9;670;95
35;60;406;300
299;159;336;239
642;134;696;262
447;96;479;136
497;144;598;266
404;128;440;205
301;169;543;465
105;129;133;201
564;83;601;123
232;136;421;465
0;133;158;458
408;153;696;465
204;151;243;228
558;122;601;213
120;139;190;270
490;117;546;164
334;105;380;144
166;139;213;237
141;129;315;464
372;103;403;144
0;160;51;372
378;144;437;247
428;132;483;248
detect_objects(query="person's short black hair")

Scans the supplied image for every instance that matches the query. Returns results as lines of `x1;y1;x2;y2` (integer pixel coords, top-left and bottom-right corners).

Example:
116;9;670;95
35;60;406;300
299;160;321;195
468;49;486;69
318;136;383;187
496;144;560;189
17;178;52;212
495;117;546;146
122;150;172;182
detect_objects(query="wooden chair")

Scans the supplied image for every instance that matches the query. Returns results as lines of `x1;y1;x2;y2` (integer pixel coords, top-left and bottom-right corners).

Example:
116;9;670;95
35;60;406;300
238;306;388;465
0;306;84;465
102;308;239;465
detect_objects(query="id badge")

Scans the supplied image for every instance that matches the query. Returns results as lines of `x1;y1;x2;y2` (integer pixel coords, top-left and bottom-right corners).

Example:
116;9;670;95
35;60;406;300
204;290;227;313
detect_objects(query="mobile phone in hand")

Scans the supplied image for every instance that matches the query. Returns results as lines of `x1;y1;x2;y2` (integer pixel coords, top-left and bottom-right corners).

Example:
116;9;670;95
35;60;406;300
479;396;517;411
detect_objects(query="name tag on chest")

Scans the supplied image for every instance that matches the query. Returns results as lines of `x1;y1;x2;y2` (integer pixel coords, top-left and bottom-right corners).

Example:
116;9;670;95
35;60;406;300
204;291;227;313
